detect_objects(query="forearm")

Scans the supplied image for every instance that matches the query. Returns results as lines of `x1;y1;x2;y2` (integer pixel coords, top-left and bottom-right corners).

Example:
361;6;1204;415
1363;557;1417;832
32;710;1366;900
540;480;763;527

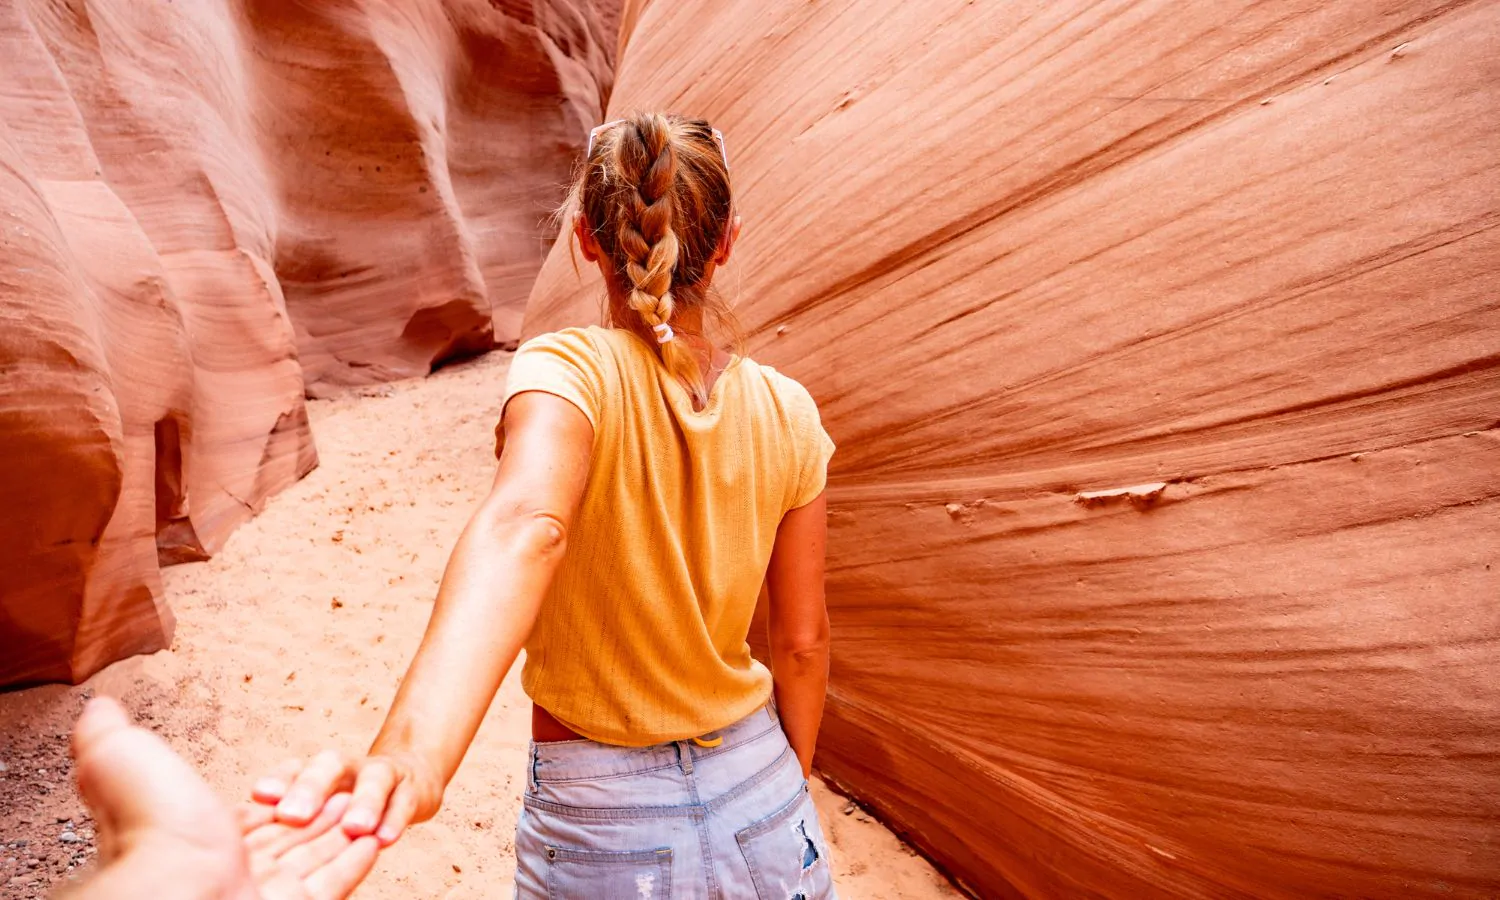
764;494;831;780
770;638;830;778
370;508;563;801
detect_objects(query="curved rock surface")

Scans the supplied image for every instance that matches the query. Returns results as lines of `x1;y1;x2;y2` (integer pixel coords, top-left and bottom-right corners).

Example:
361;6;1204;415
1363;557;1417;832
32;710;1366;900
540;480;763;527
0;0;614;686
525;2;1500;896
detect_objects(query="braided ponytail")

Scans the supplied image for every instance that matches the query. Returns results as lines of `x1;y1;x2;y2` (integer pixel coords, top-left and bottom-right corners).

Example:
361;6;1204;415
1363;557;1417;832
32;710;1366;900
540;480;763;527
570;112;736;411
611;115;706;405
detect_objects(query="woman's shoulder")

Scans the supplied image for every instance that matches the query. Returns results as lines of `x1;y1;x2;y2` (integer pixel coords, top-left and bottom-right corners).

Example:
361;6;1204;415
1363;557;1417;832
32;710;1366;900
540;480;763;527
517;325;647;373
517;324;610;354
736;357;821;417
735;358;833;472
528;325;658;362
738;354;807;390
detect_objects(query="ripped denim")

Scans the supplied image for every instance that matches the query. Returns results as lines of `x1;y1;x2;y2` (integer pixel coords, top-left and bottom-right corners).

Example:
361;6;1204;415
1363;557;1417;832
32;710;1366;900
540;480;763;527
514;703;837;899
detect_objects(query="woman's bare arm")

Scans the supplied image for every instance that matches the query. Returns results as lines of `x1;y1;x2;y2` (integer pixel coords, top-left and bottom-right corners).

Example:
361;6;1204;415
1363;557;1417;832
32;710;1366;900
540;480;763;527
253;391;592;844
765;492;831;778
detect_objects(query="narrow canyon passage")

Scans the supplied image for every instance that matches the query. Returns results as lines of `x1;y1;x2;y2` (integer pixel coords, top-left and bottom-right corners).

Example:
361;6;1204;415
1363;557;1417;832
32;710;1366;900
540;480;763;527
93;352;958;898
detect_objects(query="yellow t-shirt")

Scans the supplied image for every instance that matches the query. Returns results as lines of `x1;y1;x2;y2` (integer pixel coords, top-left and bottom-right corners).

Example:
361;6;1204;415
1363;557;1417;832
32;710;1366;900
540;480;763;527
499;325;835;746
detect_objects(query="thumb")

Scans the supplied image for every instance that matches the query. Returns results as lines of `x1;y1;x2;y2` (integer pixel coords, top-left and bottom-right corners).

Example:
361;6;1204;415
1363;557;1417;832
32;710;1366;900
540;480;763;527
71;697;237;851
71;695;133;758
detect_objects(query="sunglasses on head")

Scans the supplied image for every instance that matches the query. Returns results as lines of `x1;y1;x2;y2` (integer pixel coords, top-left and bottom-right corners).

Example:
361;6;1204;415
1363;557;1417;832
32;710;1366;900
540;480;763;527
587;119;731;174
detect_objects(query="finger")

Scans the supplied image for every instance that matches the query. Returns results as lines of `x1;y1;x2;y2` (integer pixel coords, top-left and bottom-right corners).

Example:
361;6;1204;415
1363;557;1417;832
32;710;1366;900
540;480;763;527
276;818;362;878
71;695;133;757
237;801;277;833
375;782;420;846
71;698;237;851
248;792;352;855
276;749;353;825
246;794;352;885
70;698;134;843
304;836;381;900
253;757;306;804
341;760;397;837
253;866;308;900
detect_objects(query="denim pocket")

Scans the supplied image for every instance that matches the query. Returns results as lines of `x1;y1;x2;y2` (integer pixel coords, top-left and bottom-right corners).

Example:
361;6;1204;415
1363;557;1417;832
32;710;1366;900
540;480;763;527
735;782;835;900
545;845;672;899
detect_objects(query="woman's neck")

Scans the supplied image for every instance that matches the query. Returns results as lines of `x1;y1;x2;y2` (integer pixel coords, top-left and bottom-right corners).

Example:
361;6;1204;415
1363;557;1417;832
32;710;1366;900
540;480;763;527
606;288;733;400
608;290;720;354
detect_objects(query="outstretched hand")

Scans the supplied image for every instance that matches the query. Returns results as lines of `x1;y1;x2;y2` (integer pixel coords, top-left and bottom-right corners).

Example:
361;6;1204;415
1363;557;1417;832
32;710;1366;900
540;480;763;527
250;749;442;849
67;697;379;900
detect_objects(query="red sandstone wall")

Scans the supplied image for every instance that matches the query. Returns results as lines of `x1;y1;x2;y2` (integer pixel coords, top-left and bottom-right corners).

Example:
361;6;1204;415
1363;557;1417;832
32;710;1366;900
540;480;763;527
524;2;1500;896
0;0;615;686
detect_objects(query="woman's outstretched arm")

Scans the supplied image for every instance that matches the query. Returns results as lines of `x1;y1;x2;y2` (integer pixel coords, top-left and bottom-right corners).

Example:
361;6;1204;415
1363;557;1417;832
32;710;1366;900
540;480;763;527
251;391;593;845
765;492;831;778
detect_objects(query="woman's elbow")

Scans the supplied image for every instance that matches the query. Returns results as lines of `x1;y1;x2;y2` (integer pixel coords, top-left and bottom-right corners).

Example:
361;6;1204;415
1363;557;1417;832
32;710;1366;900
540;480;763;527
478;506;570;561
773;618;831;660
523;511;569;556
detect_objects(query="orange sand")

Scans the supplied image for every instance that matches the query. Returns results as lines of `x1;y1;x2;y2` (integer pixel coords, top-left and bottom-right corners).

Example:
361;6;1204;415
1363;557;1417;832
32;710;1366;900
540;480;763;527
96;351;962;898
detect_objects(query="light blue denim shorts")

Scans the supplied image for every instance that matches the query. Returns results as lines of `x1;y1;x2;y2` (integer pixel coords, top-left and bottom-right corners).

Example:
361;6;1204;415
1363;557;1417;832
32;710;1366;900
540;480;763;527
514;702;837;899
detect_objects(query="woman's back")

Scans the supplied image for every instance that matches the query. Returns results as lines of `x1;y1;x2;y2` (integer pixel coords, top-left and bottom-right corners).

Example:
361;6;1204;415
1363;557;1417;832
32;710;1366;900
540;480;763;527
503;325;834;746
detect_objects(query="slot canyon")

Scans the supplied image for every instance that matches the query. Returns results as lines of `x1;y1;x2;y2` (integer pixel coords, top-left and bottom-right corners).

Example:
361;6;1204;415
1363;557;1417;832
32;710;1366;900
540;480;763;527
3;0;1497;897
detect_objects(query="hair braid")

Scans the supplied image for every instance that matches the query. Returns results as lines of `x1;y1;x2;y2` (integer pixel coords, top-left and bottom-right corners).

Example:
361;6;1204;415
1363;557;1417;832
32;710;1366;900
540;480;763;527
571;111;737;409
611;114;707;405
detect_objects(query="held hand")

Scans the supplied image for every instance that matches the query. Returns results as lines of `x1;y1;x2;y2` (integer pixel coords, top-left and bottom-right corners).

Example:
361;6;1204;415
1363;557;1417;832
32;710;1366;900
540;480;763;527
251;749;443;847
238;795;380;899
68;697;376;900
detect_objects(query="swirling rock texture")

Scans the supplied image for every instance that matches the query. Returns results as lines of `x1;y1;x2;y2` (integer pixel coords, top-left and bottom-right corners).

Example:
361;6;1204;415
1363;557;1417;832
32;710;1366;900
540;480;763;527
0;0;615;687
525;1;1500;897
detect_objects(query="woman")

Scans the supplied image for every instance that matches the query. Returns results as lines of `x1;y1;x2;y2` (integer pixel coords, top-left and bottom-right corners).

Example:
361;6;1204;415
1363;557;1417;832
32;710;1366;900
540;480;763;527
251;112;838;899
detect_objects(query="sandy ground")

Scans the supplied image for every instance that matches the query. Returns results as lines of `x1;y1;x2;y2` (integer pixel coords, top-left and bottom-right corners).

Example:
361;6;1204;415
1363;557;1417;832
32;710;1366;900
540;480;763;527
1;351;961;899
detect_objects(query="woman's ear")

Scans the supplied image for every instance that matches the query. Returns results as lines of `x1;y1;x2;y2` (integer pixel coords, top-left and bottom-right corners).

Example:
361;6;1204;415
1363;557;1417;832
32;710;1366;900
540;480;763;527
713;214;743;266
574;216;601;262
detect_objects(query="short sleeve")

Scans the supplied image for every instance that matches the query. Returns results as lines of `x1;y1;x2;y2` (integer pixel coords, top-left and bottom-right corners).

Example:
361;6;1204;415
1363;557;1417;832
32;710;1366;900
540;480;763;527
787;382;836;510
497;329;605;455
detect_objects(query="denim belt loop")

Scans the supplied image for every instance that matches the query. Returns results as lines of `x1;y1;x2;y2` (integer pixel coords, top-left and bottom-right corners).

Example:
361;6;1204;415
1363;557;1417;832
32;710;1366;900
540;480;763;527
528;744;540;794
675;740;695;776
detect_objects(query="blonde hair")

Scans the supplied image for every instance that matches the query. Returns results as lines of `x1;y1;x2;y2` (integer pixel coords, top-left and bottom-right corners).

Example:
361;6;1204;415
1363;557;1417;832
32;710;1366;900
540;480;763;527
564;112;736;407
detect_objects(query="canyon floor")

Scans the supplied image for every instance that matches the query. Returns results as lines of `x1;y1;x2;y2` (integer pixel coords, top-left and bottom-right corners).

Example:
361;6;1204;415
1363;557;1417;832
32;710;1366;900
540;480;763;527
0;350;961;899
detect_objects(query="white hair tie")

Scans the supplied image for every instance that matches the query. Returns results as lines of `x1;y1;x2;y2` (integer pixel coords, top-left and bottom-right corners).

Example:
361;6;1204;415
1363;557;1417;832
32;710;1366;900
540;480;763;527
653;322;675;344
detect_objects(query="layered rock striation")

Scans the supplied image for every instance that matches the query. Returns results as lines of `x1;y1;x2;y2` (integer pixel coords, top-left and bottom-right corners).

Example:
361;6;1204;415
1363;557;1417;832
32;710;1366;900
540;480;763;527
1;0;615;686
525;2;1500;896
